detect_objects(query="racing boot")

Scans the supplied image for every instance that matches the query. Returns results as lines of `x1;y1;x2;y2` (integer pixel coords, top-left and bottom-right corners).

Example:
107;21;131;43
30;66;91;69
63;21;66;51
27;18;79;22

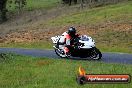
65;52;71;57
64;47;71;57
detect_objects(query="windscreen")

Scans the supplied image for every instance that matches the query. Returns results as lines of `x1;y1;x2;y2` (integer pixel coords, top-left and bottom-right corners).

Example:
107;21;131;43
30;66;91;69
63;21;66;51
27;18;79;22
80;35;89;41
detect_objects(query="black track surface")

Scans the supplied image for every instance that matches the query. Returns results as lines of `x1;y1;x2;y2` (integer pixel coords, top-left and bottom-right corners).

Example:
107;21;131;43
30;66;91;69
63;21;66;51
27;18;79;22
0;48;132;64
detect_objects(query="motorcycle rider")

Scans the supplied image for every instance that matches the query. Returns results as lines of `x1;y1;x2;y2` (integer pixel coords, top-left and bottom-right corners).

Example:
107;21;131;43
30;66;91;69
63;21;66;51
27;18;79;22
58;27;79;57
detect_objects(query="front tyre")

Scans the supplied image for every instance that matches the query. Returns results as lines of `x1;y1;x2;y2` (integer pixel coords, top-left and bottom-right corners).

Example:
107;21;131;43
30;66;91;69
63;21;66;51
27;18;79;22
55;49;67;58
90;47;102;60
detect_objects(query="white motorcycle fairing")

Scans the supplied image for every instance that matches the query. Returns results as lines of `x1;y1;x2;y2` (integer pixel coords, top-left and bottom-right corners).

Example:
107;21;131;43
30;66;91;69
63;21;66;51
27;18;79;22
51;36;61;44
51;35;95;49
79;36;95;49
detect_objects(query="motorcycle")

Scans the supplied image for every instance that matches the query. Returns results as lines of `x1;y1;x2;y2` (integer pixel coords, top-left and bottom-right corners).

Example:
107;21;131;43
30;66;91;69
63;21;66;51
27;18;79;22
51;35;102;60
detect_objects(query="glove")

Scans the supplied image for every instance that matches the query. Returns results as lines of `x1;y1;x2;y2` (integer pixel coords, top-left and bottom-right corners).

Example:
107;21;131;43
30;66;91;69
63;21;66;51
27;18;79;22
74;45;79;49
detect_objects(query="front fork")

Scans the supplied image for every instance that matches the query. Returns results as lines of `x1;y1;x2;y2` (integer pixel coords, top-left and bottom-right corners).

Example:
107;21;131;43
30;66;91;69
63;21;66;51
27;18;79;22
53;45;65;54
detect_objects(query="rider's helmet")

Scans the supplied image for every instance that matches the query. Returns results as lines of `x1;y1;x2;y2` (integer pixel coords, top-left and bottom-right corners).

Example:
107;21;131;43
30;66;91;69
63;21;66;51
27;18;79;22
67;27;76;37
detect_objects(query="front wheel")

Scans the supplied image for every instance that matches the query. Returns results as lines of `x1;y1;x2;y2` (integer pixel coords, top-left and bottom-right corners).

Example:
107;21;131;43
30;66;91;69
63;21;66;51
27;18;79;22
90;47;102;60
55;49;67;58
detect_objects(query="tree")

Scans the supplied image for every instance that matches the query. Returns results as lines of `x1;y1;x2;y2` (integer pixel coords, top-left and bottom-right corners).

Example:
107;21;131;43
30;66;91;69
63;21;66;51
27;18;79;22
0;0;8;23
0;0;27;23
14;0;26;13
62;0;69;4
62;0;77;5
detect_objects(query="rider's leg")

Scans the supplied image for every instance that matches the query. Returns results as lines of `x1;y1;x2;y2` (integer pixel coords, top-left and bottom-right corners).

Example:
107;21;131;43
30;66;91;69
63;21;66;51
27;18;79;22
64;45;71;56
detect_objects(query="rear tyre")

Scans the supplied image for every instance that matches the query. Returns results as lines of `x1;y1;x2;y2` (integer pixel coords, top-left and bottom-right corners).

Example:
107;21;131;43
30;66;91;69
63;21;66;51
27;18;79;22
90;47;102;60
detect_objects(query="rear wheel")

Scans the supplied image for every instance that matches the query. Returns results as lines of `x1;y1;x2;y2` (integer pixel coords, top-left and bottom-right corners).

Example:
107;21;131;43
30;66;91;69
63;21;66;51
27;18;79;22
90;47;102;60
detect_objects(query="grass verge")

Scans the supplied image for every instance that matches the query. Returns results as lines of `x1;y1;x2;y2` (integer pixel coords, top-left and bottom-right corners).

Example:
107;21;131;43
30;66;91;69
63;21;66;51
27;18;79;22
7;0;61;11
0;53;132;88
45;1;132;26
0;41;52;49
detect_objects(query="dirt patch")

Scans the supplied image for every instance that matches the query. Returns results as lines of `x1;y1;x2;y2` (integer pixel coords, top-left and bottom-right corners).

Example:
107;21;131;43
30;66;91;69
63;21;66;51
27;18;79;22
36;60;53;67
0;22;131;44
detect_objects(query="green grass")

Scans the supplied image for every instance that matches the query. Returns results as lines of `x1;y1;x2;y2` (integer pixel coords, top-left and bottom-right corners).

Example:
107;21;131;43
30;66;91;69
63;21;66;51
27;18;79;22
26;0;61;10
0;53;132;88
7;0;61;11
45;1;132;26
95;29;132;53
0;41;52;49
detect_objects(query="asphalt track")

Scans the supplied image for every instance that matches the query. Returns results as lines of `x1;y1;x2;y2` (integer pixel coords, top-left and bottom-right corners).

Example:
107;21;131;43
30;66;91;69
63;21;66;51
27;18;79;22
0;48;132;64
